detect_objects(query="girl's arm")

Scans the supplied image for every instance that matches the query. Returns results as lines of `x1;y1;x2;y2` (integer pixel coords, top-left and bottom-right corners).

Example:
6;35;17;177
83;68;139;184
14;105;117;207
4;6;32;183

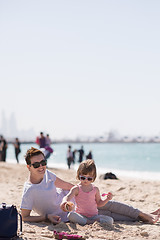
95;187;113;207
60;186;78;212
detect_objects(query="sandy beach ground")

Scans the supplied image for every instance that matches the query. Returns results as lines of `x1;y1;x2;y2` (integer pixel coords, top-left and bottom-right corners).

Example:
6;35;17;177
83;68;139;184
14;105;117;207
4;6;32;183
0;162;160;240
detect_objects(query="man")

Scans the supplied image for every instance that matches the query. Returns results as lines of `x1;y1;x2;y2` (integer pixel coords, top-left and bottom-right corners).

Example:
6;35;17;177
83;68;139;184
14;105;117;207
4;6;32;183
21;147;73;223
0;135;7;162
39;132;46;148
78;145;84;163
14;137;21;163
66;145;73;169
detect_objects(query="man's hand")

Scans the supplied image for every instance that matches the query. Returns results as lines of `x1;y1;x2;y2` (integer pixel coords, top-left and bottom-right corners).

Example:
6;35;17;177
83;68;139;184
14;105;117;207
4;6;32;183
47;214;61;224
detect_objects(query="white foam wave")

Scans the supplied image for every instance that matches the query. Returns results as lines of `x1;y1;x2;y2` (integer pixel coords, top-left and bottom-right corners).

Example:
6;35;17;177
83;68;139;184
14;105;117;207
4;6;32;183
97;167;160;181
6;158;160;181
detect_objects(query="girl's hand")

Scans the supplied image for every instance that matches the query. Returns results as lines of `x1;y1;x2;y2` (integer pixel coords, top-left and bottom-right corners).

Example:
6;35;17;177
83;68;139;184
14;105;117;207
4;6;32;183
60;201;68;212
60;201;74;212
47;214;61;224
65;202;74;212
107;192;113;200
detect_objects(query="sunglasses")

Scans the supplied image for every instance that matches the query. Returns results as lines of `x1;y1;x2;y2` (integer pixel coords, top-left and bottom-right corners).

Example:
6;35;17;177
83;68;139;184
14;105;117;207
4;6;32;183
30;159;47;169
79;175;93;181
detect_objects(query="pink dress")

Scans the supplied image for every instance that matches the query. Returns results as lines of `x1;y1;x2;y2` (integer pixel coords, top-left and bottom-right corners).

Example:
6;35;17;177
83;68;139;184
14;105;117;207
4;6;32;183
75;185;98;217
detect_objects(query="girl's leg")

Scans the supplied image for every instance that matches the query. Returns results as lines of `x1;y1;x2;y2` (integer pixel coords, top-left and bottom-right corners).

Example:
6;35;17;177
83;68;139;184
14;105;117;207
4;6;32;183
93;215;114;225
67;212;87;225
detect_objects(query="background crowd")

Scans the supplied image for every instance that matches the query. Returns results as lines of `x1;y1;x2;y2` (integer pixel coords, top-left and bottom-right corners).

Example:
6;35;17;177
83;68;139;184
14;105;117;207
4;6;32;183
66;144;93;169
0;132;93;170
0;135;21;163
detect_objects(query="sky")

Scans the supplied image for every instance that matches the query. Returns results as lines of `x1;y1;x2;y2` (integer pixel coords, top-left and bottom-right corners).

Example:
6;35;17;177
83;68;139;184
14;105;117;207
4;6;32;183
0;0;160;140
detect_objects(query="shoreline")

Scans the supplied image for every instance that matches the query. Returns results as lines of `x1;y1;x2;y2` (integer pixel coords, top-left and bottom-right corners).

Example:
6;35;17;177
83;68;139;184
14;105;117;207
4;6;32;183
0;162;160;240
6;157;160;181
6;141;160;144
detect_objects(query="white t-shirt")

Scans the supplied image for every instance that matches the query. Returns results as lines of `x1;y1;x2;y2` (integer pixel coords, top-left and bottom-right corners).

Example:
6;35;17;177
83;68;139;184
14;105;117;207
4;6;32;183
21;170;69;222
67;150;73;158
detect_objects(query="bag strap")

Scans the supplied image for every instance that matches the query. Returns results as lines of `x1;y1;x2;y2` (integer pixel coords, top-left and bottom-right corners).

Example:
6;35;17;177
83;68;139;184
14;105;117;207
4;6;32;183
18;212;23;235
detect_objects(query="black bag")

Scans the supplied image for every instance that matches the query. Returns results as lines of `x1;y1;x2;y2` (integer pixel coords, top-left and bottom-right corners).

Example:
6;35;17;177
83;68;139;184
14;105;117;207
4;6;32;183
0;203;22;239
103;172;118;180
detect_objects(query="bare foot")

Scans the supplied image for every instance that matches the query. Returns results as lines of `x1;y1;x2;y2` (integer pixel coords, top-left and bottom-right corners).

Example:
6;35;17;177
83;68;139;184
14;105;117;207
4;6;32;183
151;208;160;215
153;215;160;224
139;212;157;224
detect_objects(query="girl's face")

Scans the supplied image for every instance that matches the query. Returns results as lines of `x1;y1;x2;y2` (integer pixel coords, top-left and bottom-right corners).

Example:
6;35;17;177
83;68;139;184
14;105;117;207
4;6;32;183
79;173;94;186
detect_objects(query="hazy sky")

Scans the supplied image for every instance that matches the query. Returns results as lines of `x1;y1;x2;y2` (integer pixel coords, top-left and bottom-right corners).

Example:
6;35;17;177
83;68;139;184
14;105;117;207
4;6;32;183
0;0;160;139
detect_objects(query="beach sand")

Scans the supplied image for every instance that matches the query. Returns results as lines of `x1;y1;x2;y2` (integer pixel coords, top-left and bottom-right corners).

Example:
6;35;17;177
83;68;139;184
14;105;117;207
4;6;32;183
0;162;159;240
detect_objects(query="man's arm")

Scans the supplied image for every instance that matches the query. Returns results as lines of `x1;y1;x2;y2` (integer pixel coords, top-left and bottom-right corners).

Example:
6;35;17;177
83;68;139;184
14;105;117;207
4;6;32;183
21;209;61;224
55;176;74;190
21;209;45;222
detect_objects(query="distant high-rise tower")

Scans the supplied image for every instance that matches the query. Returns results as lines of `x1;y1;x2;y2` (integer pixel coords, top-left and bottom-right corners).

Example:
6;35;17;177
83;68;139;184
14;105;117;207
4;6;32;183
8;112;18;138
0;110;8;136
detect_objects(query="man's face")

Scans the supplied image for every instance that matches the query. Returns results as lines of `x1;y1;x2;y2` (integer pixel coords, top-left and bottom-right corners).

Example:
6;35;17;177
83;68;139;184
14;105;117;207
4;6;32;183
28;153;46;177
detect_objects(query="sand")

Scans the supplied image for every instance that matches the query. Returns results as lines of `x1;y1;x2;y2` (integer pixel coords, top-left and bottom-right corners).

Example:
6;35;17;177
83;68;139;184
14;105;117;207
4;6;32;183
0;162;160;240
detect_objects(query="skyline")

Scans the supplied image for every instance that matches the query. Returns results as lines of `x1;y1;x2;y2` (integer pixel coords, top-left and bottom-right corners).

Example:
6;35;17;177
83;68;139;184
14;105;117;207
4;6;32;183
0;110;160;141
0;1;160;139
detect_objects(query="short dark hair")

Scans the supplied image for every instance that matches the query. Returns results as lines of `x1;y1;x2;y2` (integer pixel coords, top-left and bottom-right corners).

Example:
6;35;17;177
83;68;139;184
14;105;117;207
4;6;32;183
24;147;44;165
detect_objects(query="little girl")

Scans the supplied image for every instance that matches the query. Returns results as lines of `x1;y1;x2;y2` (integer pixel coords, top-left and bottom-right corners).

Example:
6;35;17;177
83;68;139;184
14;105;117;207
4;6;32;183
60;159;114;225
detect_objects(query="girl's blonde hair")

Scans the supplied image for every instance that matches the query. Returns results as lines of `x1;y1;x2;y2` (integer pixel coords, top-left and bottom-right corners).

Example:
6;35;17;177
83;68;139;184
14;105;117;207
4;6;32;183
76;159;97;181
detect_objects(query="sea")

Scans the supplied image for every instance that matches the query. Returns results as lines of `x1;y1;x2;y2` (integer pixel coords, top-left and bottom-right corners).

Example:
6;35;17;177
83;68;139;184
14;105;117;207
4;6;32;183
6;142;160;181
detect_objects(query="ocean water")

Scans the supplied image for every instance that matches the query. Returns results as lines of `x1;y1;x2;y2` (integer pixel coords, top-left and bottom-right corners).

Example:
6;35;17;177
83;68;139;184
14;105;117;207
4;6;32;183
6;142;160;180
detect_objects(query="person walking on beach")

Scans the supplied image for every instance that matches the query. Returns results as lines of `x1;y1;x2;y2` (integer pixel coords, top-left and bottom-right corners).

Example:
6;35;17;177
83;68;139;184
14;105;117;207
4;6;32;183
86;150;93;160
45;134;51;147
0;135;8;162
38;132;46;148
72;149;77;164
78;145;84;163
14;137;21;163
67;145;74;169
20;147;159;224
60;159;113;225
36;132;53;160
0;136;3;161
44;133;53;160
